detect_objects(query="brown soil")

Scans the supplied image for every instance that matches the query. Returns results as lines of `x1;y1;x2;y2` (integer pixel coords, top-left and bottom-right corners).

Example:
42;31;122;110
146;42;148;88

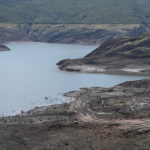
1;79;150;149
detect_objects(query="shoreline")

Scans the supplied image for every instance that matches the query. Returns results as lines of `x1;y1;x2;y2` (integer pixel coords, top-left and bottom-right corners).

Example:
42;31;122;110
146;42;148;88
3;40;99;46
0;79;150;149
3;78;150;122
0;23;149;47
57;31;150;77
1;31;150;148
3;41;35;44
58;64;150;75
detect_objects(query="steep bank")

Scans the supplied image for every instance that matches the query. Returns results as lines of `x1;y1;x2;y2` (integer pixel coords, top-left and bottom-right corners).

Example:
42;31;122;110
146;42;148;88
0;44;10;51
0;79;150;149
0;23;149;45
57;31;150;73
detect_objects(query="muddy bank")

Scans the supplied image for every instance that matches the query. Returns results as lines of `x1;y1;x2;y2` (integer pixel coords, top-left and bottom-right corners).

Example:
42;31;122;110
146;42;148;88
0;44;10;51
0;79;150;149
57;31;150;74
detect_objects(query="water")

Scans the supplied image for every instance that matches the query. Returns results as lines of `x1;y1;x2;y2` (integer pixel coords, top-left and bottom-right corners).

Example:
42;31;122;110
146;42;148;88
0;42;150;116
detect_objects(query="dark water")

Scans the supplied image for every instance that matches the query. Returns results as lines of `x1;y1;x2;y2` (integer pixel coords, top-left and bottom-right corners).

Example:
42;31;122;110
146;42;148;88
0;42;150;116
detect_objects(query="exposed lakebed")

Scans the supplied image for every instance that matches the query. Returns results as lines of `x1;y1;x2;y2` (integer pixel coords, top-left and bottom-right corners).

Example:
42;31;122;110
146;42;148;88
0;42;150;116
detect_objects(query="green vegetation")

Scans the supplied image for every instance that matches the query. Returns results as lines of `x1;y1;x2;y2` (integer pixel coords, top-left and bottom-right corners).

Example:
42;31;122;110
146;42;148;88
130;136;150;150
114;37;150;56
0;0;150;24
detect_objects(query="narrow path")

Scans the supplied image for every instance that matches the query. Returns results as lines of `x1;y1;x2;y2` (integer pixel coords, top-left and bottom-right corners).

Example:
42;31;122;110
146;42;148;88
71;97;99;122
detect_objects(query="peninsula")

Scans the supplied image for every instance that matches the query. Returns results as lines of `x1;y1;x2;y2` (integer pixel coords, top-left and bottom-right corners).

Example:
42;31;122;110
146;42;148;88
57;31;150;73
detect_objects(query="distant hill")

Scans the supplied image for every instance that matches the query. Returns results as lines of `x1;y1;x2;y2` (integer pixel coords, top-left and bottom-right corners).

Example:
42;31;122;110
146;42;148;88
0;0;150;24
134;0;150;9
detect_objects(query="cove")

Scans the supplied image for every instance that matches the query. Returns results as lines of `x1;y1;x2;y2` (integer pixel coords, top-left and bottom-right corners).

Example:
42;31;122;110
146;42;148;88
0;42;150;116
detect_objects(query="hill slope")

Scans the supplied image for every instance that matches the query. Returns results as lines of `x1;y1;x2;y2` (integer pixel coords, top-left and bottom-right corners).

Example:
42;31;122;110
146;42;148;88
57;31;150;73
0;23;149;45
0;0;150;24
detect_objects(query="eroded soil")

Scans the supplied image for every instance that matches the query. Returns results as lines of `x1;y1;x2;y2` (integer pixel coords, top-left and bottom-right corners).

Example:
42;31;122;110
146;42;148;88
1;79;150;149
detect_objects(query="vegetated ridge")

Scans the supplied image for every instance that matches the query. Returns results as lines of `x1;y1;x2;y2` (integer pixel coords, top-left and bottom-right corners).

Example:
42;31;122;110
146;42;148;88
57;31;150;73
0;0;150;24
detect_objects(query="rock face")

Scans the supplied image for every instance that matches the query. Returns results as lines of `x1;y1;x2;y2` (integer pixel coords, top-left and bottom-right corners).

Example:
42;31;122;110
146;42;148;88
57;31;150;73
0;44;10;51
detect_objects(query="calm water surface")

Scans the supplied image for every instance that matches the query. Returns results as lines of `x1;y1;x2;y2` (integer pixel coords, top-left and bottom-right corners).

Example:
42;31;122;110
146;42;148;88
0;42;150;116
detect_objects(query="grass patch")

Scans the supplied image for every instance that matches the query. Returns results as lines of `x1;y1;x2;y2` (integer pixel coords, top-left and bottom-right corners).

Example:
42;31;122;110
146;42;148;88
133;137;150;150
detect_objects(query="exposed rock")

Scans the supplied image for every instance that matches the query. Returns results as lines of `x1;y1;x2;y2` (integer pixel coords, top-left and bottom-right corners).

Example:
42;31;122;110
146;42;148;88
62;79;150;120
57;31;150;73
0;79;150;149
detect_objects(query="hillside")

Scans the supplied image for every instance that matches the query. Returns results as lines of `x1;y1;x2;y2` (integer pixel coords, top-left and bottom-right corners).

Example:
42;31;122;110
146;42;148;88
57;31;150;73
0;0;150;24
0;23;149;45
135;0;150;10
85;31;150;58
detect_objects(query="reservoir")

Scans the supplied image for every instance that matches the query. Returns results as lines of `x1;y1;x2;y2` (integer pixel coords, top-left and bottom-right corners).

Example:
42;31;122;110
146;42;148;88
0;42;150;116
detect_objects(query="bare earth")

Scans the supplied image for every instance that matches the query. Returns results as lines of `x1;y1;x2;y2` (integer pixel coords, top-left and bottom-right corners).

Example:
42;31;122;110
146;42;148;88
1;79;150;149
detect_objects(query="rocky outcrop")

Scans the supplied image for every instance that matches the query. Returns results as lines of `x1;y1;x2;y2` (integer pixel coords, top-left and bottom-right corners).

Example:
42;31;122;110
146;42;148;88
63;79;150;120
0;44;10;51
57;31;150;73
